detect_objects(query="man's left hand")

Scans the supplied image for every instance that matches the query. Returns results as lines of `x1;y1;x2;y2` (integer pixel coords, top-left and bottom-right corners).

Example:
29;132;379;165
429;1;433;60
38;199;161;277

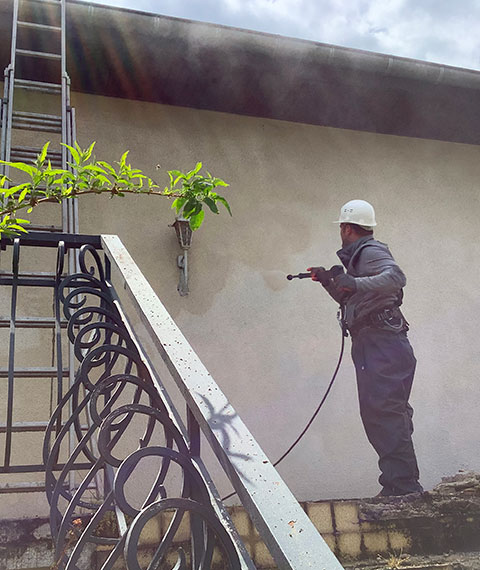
334;273;357;293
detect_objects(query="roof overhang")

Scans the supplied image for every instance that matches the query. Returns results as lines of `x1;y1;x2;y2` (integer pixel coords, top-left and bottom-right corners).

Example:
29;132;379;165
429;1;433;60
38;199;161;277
1;0;480;145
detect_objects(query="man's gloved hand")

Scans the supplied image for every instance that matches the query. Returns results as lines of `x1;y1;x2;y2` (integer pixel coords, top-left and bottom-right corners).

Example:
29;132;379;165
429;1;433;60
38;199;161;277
334;273;357;293
307;266;330;286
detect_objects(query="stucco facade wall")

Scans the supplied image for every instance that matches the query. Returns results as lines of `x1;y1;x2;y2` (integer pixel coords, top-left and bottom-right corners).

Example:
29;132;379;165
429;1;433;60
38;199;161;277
1;89;479;517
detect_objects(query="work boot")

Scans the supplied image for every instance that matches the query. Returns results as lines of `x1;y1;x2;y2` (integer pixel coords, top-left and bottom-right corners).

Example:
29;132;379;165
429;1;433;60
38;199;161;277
375;486;423;498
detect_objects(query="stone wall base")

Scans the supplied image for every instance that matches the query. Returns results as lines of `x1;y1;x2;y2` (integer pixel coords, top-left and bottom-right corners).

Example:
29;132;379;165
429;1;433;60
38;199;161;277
1;472;479;569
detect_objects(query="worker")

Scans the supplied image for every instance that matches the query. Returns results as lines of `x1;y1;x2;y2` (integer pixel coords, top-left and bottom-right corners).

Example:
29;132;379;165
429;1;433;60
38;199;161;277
308;199;423;497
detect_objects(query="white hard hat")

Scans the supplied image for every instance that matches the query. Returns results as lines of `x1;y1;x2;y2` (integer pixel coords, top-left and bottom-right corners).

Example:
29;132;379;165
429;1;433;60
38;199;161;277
333;199;376;228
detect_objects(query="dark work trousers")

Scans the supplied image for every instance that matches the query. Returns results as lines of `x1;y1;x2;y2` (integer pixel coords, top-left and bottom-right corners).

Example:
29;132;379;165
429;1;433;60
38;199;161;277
351;326;423;495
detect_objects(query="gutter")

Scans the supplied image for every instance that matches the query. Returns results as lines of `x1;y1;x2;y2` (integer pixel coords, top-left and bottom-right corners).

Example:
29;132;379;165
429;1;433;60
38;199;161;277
69;0;480;91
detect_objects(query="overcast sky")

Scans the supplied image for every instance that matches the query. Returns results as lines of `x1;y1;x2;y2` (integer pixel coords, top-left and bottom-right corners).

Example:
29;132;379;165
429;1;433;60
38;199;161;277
96;0;480;71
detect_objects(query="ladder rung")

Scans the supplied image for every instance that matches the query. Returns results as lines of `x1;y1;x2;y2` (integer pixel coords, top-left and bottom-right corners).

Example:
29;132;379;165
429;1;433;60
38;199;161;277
10;114;62;134
21;0;62;5
0;481;74;494
12;122;62;133
0;276;56;287
0;316;67;329
12;146;62;154
0;367;69;378
0;421;50;433
28;224;64;232
0;482;47;494
0;422;89;433
17;20;61;32
11;111;62;134
0;270;59;278
10;145;61;156
0;462;94;474
16;48;62;61
10;145;62;165
14;78;62;94
13;110;62;122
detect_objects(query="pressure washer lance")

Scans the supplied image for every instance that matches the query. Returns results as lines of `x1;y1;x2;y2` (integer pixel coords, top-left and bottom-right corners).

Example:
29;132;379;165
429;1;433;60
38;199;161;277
286;272;311;280
287;265;344;282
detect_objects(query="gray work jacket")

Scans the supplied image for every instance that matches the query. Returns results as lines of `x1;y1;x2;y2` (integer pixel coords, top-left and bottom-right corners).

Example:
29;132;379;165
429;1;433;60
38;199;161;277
324;236;406;331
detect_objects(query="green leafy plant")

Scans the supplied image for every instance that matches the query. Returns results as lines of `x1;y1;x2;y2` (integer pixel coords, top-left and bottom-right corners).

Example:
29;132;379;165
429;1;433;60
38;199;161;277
0;142;231;236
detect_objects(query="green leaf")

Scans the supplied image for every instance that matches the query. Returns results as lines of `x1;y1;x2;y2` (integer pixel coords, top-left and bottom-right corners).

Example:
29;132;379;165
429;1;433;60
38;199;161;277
8;224;29;233
3;183;30;197
0;161;38;177
188;208;205;230
39;142;50;164
213;178;229;187
187;162;202;177
172;197;187;213
186;163;202;180
203;197;219;214
61;143;80;165
96;175;113;186
83;142;96;163
169;169;183;179
216;196;232;216
82;164;107;174
119;151;129;168
44;169;69;179
97;161;117;176
18;188;30;204
182;198;198;217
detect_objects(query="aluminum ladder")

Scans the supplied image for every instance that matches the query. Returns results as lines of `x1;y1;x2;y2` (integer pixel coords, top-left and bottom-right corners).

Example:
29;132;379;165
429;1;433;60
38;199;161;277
0;0;77;233
0;0;95;500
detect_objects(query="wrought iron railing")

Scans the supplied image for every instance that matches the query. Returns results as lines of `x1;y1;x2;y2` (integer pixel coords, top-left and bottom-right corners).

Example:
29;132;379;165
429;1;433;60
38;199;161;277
0;232;344;570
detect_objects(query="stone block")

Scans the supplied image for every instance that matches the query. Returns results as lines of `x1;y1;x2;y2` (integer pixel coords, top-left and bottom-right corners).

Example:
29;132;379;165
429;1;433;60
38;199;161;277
337;532;362;558
306;502;334;534
174;511;191;543
360;520;375;531
363;530;389;554
388;530;411;551
322;533;336;552
160;509;191;543
137;516;161;546
253;541;276;569
333;502;360;533
229;506;253;538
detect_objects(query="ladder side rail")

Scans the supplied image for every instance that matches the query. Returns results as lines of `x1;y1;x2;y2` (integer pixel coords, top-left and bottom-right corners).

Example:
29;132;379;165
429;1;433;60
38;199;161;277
65;78;75;236
1;69;11;174
54;242;64;408
3;239;20;470
4;67;15;177
61;0;67;167
70;106;79;236
61;0;69;232
4;1;20;171
9;0;20;74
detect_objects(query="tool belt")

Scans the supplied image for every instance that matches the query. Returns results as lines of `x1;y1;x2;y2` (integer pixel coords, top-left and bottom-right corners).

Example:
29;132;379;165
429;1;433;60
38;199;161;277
349;306;408;336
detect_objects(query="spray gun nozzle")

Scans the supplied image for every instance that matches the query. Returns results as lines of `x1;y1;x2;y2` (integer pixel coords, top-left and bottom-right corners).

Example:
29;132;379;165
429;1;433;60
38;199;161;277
286;272;311;280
